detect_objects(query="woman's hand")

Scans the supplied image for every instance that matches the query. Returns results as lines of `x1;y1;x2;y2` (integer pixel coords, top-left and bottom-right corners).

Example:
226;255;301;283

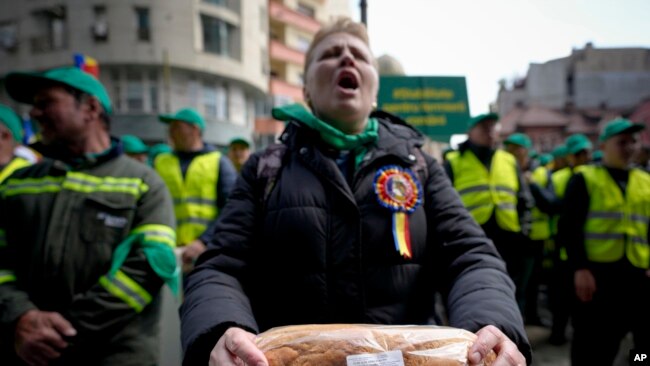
469;325;526;366
210;327;268;366
574;268;597;302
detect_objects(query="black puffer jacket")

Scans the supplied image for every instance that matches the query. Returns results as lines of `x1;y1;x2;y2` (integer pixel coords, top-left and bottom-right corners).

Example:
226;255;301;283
180;112;532;364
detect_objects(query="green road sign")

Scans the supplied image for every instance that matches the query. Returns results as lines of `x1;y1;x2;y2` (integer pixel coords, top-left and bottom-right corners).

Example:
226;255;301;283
378;76;470;142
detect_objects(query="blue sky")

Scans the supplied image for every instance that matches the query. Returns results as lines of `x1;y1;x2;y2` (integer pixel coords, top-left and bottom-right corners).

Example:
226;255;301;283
350;0;650;115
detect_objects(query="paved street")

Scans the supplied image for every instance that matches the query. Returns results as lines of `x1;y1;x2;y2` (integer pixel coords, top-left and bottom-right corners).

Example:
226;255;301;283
526;324;632;365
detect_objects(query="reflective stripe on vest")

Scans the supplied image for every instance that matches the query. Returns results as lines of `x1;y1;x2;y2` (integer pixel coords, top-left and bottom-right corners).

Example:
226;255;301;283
582;166;650;269
99;270;152;313
449;149;520;232
530;166;551;240
155;151;220;245
0;269;16;284
0;157;31;183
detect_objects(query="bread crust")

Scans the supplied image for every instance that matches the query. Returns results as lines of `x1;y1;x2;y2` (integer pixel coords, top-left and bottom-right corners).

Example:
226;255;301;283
256;324;496;366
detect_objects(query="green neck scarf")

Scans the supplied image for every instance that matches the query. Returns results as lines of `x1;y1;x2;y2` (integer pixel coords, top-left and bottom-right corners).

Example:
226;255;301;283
272;103;378;169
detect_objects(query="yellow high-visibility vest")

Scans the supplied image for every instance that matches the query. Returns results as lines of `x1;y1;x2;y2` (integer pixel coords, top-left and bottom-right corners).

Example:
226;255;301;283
449;149;520;232
530;166;551;240
155;151;220;245
581;166;650;269
0;156;31;183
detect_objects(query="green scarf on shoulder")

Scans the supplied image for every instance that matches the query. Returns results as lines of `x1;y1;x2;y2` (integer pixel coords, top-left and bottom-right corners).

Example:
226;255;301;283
272;103;378;170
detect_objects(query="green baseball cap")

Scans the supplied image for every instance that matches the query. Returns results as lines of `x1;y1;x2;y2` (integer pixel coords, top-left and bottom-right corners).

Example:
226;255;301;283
565;134;593;155
539;153;553;166
5;66;112;114
467;113;499;129
592;150;603;161
158;108;205;131
229;137;250;147
504;133;532;149
0;104;23;143
598;117;645;142
551;145;568;159
121;134;149;154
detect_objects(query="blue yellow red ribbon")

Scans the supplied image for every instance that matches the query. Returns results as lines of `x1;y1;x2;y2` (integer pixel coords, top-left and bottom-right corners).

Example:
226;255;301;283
374;165;422;259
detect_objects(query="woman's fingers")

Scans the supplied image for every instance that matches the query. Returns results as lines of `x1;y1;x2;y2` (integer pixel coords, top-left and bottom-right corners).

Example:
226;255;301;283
210;328;268;366
469;325;526;366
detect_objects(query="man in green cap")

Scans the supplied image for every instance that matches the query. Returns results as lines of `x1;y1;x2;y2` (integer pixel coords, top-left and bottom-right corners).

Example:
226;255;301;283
559;118;650;364
550;144;568;172
227;137;252;173
503;133;532;170
120;134;149;163
0;104;32;183
155;108;236;272
0;66;177;365
445;114;533;315
503;133;550;325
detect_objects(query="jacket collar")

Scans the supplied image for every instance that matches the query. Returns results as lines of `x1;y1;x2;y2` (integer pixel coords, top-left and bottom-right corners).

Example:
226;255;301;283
280;110;424;166
32;137;123;170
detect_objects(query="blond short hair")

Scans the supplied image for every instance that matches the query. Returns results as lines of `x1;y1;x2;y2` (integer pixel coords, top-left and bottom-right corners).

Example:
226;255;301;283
304;17;375;76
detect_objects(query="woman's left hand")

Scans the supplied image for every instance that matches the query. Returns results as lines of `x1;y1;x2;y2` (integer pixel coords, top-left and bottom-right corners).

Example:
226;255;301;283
469;325;526;366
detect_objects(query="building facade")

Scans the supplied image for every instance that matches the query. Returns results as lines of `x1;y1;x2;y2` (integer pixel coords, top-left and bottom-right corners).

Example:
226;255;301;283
497;44;650;151
255;0;351;147
0;0;270;147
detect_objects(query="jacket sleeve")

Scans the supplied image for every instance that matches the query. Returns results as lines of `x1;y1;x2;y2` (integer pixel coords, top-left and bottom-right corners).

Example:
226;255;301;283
180;153;261;366
0;189;38;334
198;155;238;244
423;156;532;364
64;170;176;337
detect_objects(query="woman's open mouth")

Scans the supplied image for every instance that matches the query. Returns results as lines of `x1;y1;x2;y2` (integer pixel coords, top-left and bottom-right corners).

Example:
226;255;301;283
337;71;359;91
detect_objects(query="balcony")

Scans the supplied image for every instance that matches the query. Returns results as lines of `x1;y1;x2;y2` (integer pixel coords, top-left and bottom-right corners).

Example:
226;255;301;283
270;78;303;101
269;39;305;66
269;1;320;34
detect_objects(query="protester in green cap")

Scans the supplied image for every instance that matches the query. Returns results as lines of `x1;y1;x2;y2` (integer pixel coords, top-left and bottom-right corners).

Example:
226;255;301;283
0;66;177;365
550;144;569;172
591;149;603;163
504;133;533;171
148;142;172;166
503;132;551;325
227;137;252;173
539;153;553;168
445;113;534;317
559;117;650;364
155;107;236;272
0;104;32;183
541;134;593;345
120;134;149;163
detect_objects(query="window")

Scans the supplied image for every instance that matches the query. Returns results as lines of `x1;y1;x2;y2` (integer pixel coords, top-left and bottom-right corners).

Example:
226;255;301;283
201;14;240;59
296;3;315;18
0;22;18;52
203;0;240;12
135;7;150;41
216;84;228;121
149;70;159;112
31;6;67;53
126;71;144;112
295;36;311;53
203;83;218;118
92;6;108;42
204;0;226;6
188;80;200;109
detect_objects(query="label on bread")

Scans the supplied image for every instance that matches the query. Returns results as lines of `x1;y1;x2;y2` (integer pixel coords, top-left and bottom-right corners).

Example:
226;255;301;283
346;350;405;366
